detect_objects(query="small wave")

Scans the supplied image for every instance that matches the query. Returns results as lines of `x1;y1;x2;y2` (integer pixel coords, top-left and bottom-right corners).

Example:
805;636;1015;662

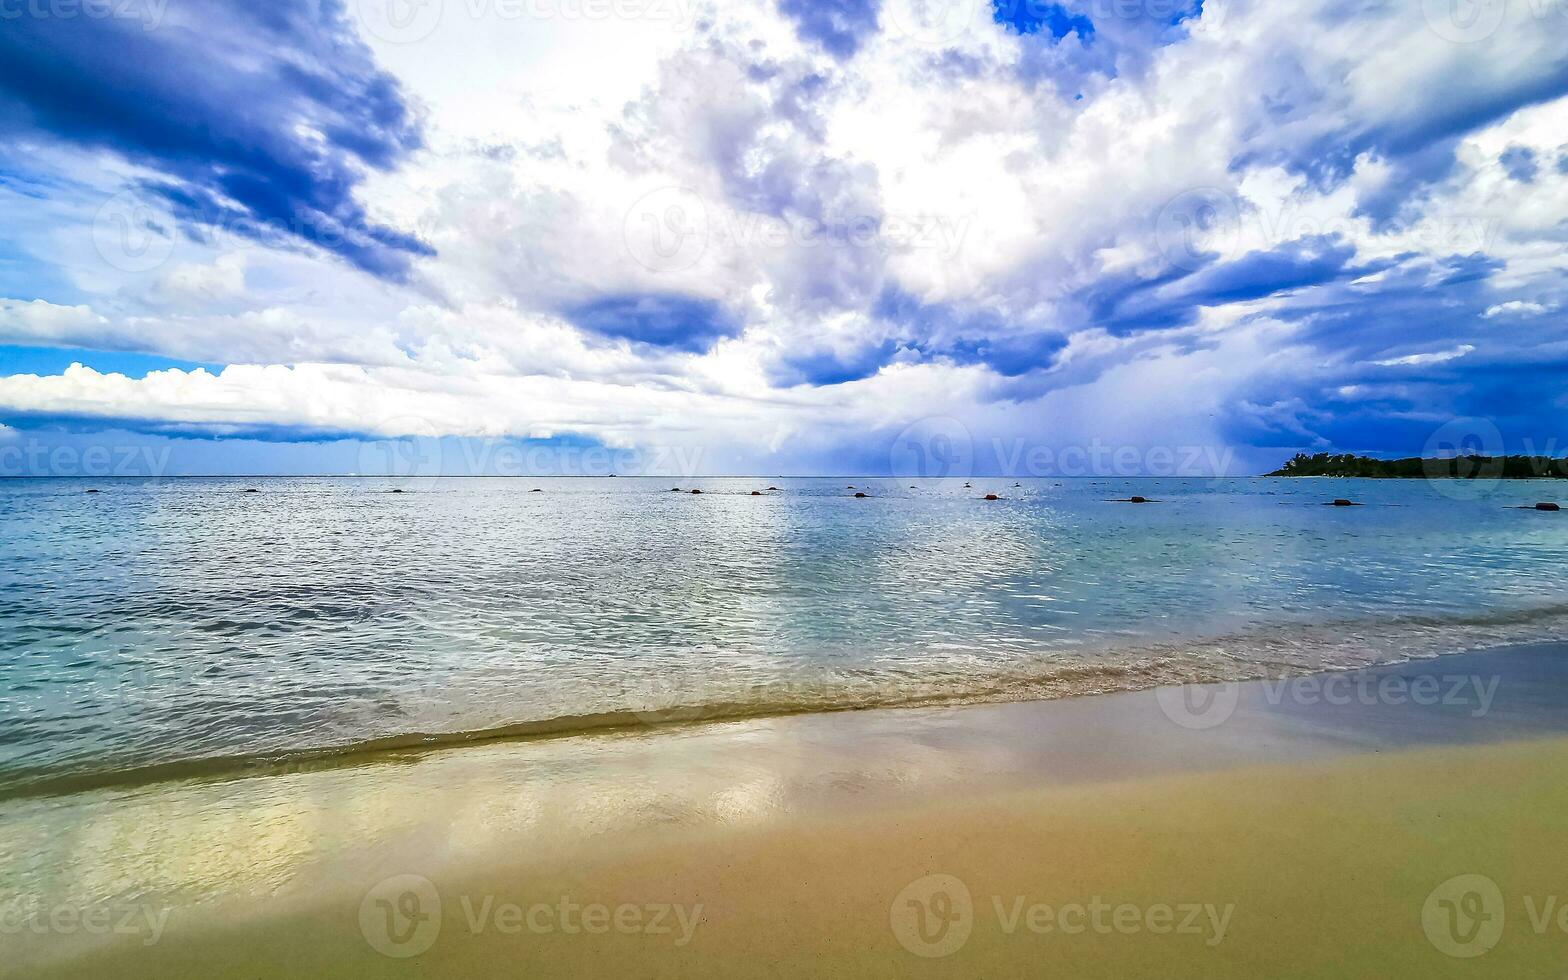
5;602;1568;801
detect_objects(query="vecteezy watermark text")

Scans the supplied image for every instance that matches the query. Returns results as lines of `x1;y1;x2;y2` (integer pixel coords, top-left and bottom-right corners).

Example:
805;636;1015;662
355;429;707;481
891;417;1237;479
0;900;170;947
890;874;1233;959
1157;671;1501;730
0;0;167;30
359;875;702;959
0;438;172;477
624;186;972;274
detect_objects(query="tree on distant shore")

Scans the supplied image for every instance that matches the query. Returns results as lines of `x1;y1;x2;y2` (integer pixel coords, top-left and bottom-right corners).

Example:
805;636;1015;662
1267;452;1568;478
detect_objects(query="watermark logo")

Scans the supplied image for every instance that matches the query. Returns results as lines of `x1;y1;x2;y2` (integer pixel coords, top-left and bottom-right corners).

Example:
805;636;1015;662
1158;672;1501;730
1155;187;1242;272
355;0;444;43
624;186;709;274
360;874;443;958
92;192;174;273
358;876;702;956
891;874;1234;958
1421;0;1509;43
1422;416;1505;500
891;874;974;958
1155;681;1240;730
355;417;453;491
883;0;984;46
1422;874;1505;958
891;417;975;482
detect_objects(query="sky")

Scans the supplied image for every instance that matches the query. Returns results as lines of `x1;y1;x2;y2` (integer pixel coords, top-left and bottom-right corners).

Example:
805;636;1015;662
0;0;1565;477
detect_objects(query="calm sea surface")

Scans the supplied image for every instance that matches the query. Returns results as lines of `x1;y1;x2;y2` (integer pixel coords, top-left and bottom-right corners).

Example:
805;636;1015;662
3;476;1567;794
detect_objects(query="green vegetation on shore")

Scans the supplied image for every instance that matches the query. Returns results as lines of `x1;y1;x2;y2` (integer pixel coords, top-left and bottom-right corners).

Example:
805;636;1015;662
1268;452;1568;478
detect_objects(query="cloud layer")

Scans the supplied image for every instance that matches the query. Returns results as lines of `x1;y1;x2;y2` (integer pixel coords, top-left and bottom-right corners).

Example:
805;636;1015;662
1;0;1566;473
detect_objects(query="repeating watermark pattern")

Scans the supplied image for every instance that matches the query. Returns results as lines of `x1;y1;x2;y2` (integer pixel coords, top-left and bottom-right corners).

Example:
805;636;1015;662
360;874;443;958
1423;874;1568;958
1155;187;1242;272
1158;672;1502;730
0;0;167;30
354;0;445;43
624;187;709;274
891;417;975;481
1074;0;1226;28
353;425;708;485
359;875;702;958
0;438;172;477
1422;874;1506;958
1421;0;1511;43
1154;681;1242;730
0;899;170;947
92;191;175;274
891;873;1233;958
891;874;974;958
1421;416;1505;500
992;440;1234;478
1421;0;1566;43
882;0;986;46
622;187;973;275
1153;189;1500;270
891;420;1236;479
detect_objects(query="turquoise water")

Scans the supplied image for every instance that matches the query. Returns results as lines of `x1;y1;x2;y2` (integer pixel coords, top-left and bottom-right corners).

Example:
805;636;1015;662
2;476;1567;794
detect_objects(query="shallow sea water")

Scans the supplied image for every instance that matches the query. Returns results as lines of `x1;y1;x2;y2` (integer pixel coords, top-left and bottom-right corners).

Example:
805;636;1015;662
3;475;1566;792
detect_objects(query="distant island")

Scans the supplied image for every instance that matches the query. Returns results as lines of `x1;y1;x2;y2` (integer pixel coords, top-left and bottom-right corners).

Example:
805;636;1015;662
1268;452;1568;478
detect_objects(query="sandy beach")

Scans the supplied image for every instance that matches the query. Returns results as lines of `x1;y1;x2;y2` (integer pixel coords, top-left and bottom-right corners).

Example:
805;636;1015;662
7;645;1568;978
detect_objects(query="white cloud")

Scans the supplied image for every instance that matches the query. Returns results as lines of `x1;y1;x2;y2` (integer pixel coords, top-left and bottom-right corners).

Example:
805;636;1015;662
153;254;248;305
1373;345;1476;367
0;299;109;351
3;0;1568;463
1484;300;1555;318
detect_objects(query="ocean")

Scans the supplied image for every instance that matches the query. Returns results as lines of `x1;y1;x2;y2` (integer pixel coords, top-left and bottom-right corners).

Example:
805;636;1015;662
3;475;1566;796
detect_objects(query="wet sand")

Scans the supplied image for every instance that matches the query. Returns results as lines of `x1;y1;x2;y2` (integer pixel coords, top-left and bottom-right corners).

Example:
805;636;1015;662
7;645;1568;977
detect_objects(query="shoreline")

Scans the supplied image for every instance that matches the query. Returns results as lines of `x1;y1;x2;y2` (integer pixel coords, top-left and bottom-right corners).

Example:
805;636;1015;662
6;643;1568;975
8;606;1568;802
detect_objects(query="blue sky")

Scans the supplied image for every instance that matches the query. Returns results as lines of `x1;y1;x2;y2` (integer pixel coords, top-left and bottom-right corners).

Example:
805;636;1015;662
1;0;1566;476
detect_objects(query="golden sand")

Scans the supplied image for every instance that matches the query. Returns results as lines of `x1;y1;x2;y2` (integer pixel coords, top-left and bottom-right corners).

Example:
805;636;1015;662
13;734;1567;979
